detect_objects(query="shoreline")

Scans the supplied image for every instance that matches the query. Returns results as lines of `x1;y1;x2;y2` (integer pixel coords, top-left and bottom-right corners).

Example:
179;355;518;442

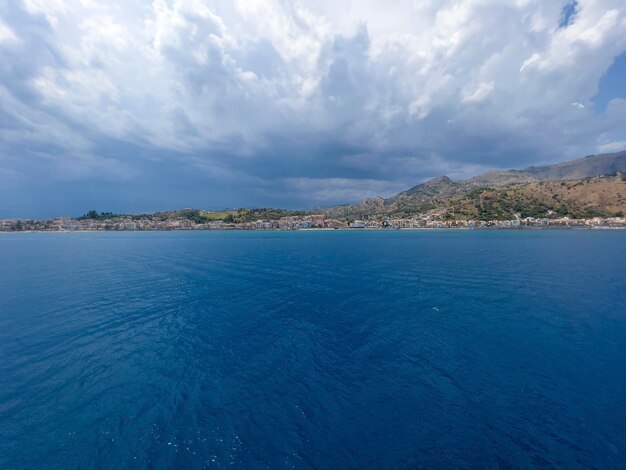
2;226;624;234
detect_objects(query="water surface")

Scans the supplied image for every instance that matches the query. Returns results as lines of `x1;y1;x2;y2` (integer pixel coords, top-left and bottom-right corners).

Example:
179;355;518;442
1;230;625;468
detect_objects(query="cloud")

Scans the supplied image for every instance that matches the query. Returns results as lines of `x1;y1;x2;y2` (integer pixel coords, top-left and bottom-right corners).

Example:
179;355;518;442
0;19;18;43
1;0;626;217
597;139;626;153
462;81;495;103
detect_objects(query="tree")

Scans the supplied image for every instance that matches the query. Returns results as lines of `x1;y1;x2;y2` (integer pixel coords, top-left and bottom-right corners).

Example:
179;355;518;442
78;210;99;220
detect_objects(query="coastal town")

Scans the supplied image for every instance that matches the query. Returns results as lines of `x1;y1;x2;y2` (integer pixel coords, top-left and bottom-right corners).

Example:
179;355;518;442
3;155;624;234
2;213;625;232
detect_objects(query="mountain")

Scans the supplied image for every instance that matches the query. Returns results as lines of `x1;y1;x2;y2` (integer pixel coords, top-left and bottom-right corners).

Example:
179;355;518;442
397;175;457;196
468;150;626;186
325;151;626;220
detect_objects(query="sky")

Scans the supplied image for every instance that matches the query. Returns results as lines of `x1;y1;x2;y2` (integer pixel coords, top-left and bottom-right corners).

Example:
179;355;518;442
1;0;625;218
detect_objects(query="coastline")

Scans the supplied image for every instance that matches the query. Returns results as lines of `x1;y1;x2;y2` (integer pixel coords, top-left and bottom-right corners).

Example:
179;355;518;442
2;226;624;234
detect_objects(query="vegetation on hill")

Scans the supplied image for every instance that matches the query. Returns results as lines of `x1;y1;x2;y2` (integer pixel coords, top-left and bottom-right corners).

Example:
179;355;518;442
78;210;124;220
326;174;626;221
225;208;307;223
76;152;626;223
151;209;232;223
467;150;626;186
76;208;309;223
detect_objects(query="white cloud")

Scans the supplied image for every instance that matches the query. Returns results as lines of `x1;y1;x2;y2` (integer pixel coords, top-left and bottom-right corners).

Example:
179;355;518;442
520;53;541;72
462;82;495;103
597;140;626;153
0;20;18;43
1;0;626;213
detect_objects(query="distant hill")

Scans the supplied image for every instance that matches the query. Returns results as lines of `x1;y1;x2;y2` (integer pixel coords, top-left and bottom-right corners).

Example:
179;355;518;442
468;150;626;186
397;175;456;196
325;151;626;220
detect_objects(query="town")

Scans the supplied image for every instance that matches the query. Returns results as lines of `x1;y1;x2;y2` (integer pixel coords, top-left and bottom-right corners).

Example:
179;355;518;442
2;213;625;232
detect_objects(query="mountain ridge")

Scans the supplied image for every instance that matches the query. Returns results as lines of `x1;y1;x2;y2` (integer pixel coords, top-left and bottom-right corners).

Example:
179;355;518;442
325;150;626;220
396;149;626;192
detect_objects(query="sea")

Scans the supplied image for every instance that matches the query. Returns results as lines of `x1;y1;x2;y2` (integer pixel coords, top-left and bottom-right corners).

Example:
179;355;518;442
1;230;625;469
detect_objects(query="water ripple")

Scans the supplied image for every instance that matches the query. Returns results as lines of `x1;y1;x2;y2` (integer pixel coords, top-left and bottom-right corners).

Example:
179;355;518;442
1;230;625;468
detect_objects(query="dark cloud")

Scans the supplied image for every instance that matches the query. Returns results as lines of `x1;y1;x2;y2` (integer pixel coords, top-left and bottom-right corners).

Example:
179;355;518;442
1;0;625;217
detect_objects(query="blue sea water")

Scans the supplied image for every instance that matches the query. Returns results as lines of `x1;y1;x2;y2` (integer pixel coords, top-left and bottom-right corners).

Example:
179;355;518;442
1;230;625;469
